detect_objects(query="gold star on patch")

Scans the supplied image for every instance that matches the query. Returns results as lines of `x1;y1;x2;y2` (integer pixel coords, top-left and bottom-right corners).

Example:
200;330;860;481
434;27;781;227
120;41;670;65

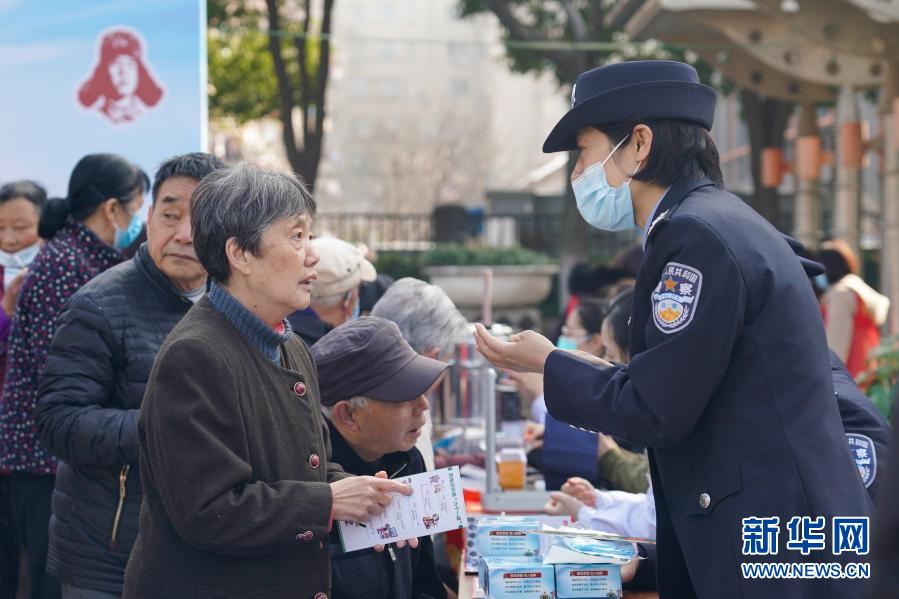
664;277;677;291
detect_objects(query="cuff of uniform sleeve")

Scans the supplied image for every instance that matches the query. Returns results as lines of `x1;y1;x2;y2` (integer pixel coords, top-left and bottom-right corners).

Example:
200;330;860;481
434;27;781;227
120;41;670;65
545;350;617;435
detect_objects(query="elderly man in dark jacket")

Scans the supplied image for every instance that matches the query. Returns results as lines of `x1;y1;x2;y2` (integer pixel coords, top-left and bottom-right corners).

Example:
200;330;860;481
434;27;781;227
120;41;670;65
33;153;225;598
312;317;450;599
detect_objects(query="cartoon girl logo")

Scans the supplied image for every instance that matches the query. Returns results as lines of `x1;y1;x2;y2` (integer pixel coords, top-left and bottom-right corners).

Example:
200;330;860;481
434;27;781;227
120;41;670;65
77;28;164;124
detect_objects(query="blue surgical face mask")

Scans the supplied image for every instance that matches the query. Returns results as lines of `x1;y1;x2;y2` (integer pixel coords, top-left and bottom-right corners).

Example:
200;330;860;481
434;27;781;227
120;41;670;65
114;210;143;250
814;273;829;291
571;135;641;232
556;335;578;351
350;298;361;320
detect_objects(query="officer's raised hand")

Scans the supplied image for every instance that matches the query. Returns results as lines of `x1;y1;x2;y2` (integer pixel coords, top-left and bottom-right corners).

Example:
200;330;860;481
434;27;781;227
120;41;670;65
473;324;556;373
474;324;612;373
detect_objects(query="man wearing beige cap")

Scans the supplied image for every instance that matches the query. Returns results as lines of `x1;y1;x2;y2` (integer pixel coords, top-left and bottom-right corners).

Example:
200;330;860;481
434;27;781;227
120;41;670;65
288;235;376;346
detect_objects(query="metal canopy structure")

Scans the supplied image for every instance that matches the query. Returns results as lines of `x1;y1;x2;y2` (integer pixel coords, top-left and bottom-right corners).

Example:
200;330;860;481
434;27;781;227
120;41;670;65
609;0;888;100
608;0;899;332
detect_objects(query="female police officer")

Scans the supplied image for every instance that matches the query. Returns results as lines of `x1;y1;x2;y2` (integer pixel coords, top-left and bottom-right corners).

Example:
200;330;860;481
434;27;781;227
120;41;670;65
474;61;871;598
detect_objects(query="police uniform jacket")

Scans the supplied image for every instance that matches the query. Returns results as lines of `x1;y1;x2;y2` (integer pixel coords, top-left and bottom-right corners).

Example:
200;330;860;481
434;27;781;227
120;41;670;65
545;180;872;598
123;298;348;599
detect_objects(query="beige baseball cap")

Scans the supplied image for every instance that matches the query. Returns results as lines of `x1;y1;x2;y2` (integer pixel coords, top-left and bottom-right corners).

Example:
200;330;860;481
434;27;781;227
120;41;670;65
310;236;377;300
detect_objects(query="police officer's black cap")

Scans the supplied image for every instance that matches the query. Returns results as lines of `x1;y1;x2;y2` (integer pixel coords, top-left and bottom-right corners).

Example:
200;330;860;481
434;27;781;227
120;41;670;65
312;316;449;407
543;60;717;153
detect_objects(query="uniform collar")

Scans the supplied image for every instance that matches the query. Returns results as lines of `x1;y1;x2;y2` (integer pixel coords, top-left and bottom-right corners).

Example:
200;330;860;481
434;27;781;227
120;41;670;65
643;179;717;248
642;188;670;249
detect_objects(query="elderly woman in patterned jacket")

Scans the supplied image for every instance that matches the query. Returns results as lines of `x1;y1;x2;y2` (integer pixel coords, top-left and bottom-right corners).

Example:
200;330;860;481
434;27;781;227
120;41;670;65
0;153;147;599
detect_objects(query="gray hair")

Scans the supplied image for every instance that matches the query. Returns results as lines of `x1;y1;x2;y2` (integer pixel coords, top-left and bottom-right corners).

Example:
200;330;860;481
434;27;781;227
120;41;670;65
191;162;317;282
371;277;471;356
321;395;370;419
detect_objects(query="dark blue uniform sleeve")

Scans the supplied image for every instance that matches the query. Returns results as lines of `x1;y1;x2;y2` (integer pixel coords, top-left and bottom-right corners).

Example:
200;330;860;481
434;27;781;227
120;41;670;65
544;216;747;447
830;350;890;503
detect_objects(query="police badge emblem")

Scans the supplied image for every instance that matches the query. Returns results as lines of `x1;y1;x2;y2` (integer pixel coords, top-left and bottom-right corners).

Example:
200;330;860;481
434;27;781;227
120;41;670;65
652;262;702;334
846;433;876;488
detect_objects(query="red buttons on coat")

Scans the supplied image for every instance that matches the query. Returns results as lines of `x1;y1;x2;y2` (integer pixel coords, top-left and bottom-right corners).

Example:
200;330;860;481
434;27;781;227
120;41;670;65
314;593;327;599
293;381;307;397
309;454;320;469
295;530;314;542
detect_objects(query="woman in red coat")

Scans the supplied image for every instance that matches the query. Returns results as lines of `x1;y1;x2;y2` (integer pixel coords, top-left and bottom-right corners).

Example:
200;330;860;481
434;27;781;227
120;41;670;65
818;240;890;377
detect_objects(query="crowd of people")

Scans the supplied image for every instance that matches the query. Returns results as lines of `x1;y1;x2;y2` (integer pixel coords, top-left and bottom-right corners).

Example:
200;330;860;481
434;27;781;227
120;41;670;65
0;150;892;599
0;58;897;599
0;155;478;599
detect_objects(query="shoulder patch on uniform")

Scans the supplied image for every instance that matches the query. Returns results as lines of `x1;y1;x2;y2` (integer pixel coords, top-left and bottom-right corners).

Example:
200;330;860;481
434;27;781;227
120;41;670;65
651;261;703;334
846;433;877;488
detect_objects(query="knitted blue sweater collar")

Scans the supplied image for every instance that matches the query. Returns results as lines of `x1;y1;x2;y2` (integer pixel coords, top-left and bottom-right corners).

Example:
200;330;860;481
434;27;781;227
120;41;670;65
207;281;293;363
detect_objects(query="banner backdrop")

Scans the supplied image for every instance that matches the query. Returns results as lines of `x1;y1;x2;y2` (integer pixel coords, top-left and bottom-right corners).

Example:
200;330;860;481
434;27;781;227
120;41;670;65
0;0;207;199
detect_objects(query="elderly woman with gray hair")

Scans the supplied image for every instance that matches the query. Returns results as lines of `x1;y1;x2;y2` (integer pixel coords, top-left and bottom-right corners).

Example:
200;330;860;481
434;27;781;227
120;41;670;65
123;163;415;599
371;278;471;470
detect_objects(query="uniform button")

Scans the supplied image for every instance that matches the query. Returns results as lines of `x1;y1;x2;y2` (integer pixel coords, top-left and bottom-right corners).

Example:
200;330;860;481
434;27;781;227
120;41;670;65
293;382;307;396
314;593;327;599
309;454;320;469
304;531;314;541
699;493;711;509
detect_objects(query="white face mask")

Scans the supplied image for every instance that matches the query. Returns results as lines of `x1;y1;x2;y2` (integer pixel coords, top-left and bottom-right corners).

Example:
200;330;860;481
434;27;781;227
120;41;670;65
0;241;40;288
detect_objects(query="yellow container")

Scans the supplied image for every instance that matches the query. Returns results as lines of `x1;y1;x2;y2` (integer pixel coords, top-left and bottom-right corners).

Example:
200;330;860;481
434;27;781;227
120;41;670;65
497;448;526;490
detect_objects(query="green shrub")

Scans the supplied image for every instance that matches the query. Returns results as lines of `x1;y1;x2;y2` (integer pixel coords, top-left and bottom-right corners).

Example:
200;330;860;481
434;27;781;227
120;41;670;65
856;334;899;422
374;252;423;281
420;244;554;267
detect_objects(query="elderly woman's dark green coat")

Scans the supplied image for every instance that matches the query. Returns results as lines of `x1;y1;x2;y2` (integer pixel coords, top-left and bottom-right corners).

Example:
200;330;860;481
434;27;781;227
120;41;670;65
123;299;347;599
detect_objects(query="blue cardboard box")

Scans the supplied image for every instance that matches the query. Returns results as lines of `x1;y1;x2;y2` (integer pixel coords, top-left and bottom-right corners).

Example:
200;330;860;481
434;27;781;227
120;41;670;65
481;557;556;598
554;563;622;598
475;516;541;558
